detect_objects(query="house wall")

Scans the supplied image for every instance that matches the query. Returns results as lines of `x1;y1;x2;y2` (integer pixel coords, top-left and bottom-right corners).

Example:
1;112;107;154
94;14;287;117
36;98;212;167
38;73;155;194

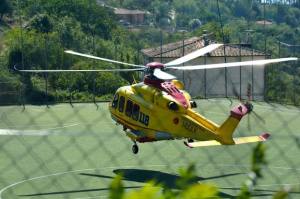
137;14;144;23
148;56;266;101
121;14;144;24
122;15;130;22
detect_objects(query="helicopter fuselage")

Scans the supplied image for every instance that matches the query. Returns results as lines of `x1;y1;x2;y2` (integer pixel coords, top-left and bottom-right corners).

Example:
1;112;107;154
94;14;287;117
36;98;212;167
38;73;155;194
108;76;236;144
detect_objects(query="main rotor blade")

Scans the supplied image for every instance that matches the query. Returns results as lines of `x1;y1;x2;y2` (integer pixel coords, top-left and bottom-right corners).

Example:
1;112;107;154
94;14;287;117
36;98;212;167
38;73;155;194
168;57;298;70
153;68;177;80
165;44;223;66
246;83;251;103
252;110;266;124
233;88;245;105
15;68;144;72
248;115;251;132
65;50;146;68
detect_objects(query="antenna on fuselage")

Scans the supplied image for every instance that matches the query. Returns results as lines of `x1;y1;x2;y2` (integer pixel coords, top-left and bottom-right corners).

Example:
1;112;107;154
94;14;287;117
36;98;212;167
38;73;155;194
132;75;137;84
245;30;254;44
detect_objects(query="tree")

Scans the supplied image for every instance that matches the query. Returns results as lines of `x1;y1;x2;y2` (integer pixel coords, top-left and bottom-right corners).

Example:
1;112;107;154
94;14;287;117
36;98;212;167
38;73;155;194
151;0;173;27
285;12;298;28
274;3;289;24
189;19;202;29
0;0;13;21
26;13;53;33
233;0;251;19
173;0;200;27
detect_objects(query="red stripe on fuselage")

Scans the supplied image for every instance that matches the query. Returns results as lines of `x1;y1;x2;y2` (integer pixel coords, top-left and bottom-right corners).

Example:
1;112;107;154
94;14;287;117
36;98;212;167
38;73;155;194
144;76;189;109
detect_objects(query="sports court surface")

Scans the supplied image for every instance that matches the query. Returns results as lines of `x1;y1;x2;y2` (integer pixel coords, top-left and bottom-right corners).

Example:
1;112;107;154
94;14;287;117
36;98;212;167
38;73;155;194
0;99;299;198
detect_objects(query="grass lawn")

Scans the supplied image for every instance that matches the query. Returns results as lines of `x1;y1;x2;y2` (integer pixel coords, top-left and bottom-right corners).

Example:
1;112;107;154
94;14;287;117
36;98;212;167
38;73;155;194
0;99;299;198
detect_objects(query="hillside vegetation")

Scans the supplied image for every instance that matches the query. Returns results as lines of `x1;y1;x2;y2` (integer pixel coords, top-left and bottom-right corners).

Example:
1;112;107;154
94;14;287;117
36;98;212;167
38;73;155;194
0;0;299;104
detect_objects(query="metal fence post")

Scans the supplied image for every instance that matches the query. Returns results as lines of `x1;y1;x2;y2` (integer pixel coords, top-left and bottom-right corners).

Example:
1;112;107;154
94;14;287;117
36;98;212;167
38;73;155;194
137;39;141;81
264;1;268;102
89;0;96;104
44;38;49;108
18;0;25;109
251;38;254;101
294;44;296;105
68;42;73;107
161;28;163;63
217;0;227;98
204;55;207;99
278;39;282;103
114;40;118;87
239;37;242;97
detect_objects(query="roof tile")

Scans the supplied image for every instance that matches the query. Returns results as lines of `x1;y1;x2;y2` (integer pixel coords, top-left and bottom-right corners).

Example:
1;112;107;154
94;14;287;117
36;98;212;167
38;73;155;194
114;8;145;15
141;34;265;58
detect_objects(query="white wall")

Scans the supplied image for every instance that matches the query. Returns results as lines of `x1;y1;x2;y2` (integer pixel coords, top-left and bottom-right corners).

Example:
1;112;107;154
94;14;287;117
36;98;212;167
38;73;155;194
150;56;266;101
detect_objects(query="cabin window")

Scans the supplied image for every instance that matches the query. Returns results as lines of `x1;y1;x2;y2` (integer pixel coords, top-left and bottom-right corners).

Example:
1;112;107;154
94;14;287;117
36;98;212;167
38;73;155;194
112;93;119;109
119;96;125;112
132;104;140;121
125;100;133;117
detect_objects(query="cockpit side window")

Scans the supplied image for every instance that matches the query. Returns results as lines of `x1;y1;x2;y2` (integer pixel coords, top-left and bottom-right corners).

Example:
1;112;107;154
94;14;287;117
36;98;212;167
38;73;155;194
125;100;133;117
119;96;125;112
132;104;140;121
112;93;119;109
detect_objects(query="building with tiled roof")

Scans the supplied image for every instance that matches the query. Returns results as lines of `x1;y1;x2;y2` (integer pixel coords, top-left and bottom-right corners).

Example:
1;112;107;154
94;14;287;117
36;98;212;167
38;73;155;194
256;20;273;28
114;8;145;24
140;33;267;101
141;33;266;62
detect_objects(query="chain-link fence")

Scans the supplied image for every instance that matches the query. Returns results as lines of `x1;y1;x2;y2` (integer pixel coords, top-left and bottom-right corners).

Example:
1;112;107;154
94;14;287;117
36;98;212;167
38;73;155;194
1;98;300;198
1;1;300;198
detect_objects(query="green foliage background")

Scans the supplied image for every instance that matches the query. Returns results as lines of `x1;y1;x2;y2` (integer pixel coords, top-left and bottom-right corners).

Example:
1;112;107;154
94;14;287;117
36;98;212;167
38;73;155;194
0;0;299;104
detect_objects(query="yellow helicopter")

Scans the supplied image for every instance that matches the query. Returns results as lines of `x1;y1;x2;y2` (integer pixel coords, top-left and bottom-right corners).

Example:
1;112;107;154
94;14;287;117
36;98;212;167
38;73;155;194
17;44;297;154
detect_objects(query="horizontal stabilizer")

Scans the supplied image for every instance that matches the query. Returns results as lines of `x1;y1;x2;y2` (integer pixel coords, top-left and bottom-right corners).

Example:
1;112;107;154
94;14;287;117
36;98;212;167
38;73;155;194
233;133;270;144
184;140;222;148
184;133;270;148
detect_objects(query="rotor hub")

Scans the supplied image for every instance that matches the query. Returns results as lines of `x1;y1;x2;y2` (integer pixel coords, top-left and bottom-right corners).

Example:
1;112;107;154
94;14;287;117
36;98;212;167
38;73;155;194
245;102;253;114
145;62;168;79
146;62;165;70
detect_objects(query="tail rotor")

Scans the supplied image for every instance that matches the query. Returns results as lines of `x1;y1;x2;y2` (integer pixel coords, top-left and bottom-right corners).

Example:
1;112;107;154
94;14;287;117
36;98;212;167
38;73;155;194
233;83;265;132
